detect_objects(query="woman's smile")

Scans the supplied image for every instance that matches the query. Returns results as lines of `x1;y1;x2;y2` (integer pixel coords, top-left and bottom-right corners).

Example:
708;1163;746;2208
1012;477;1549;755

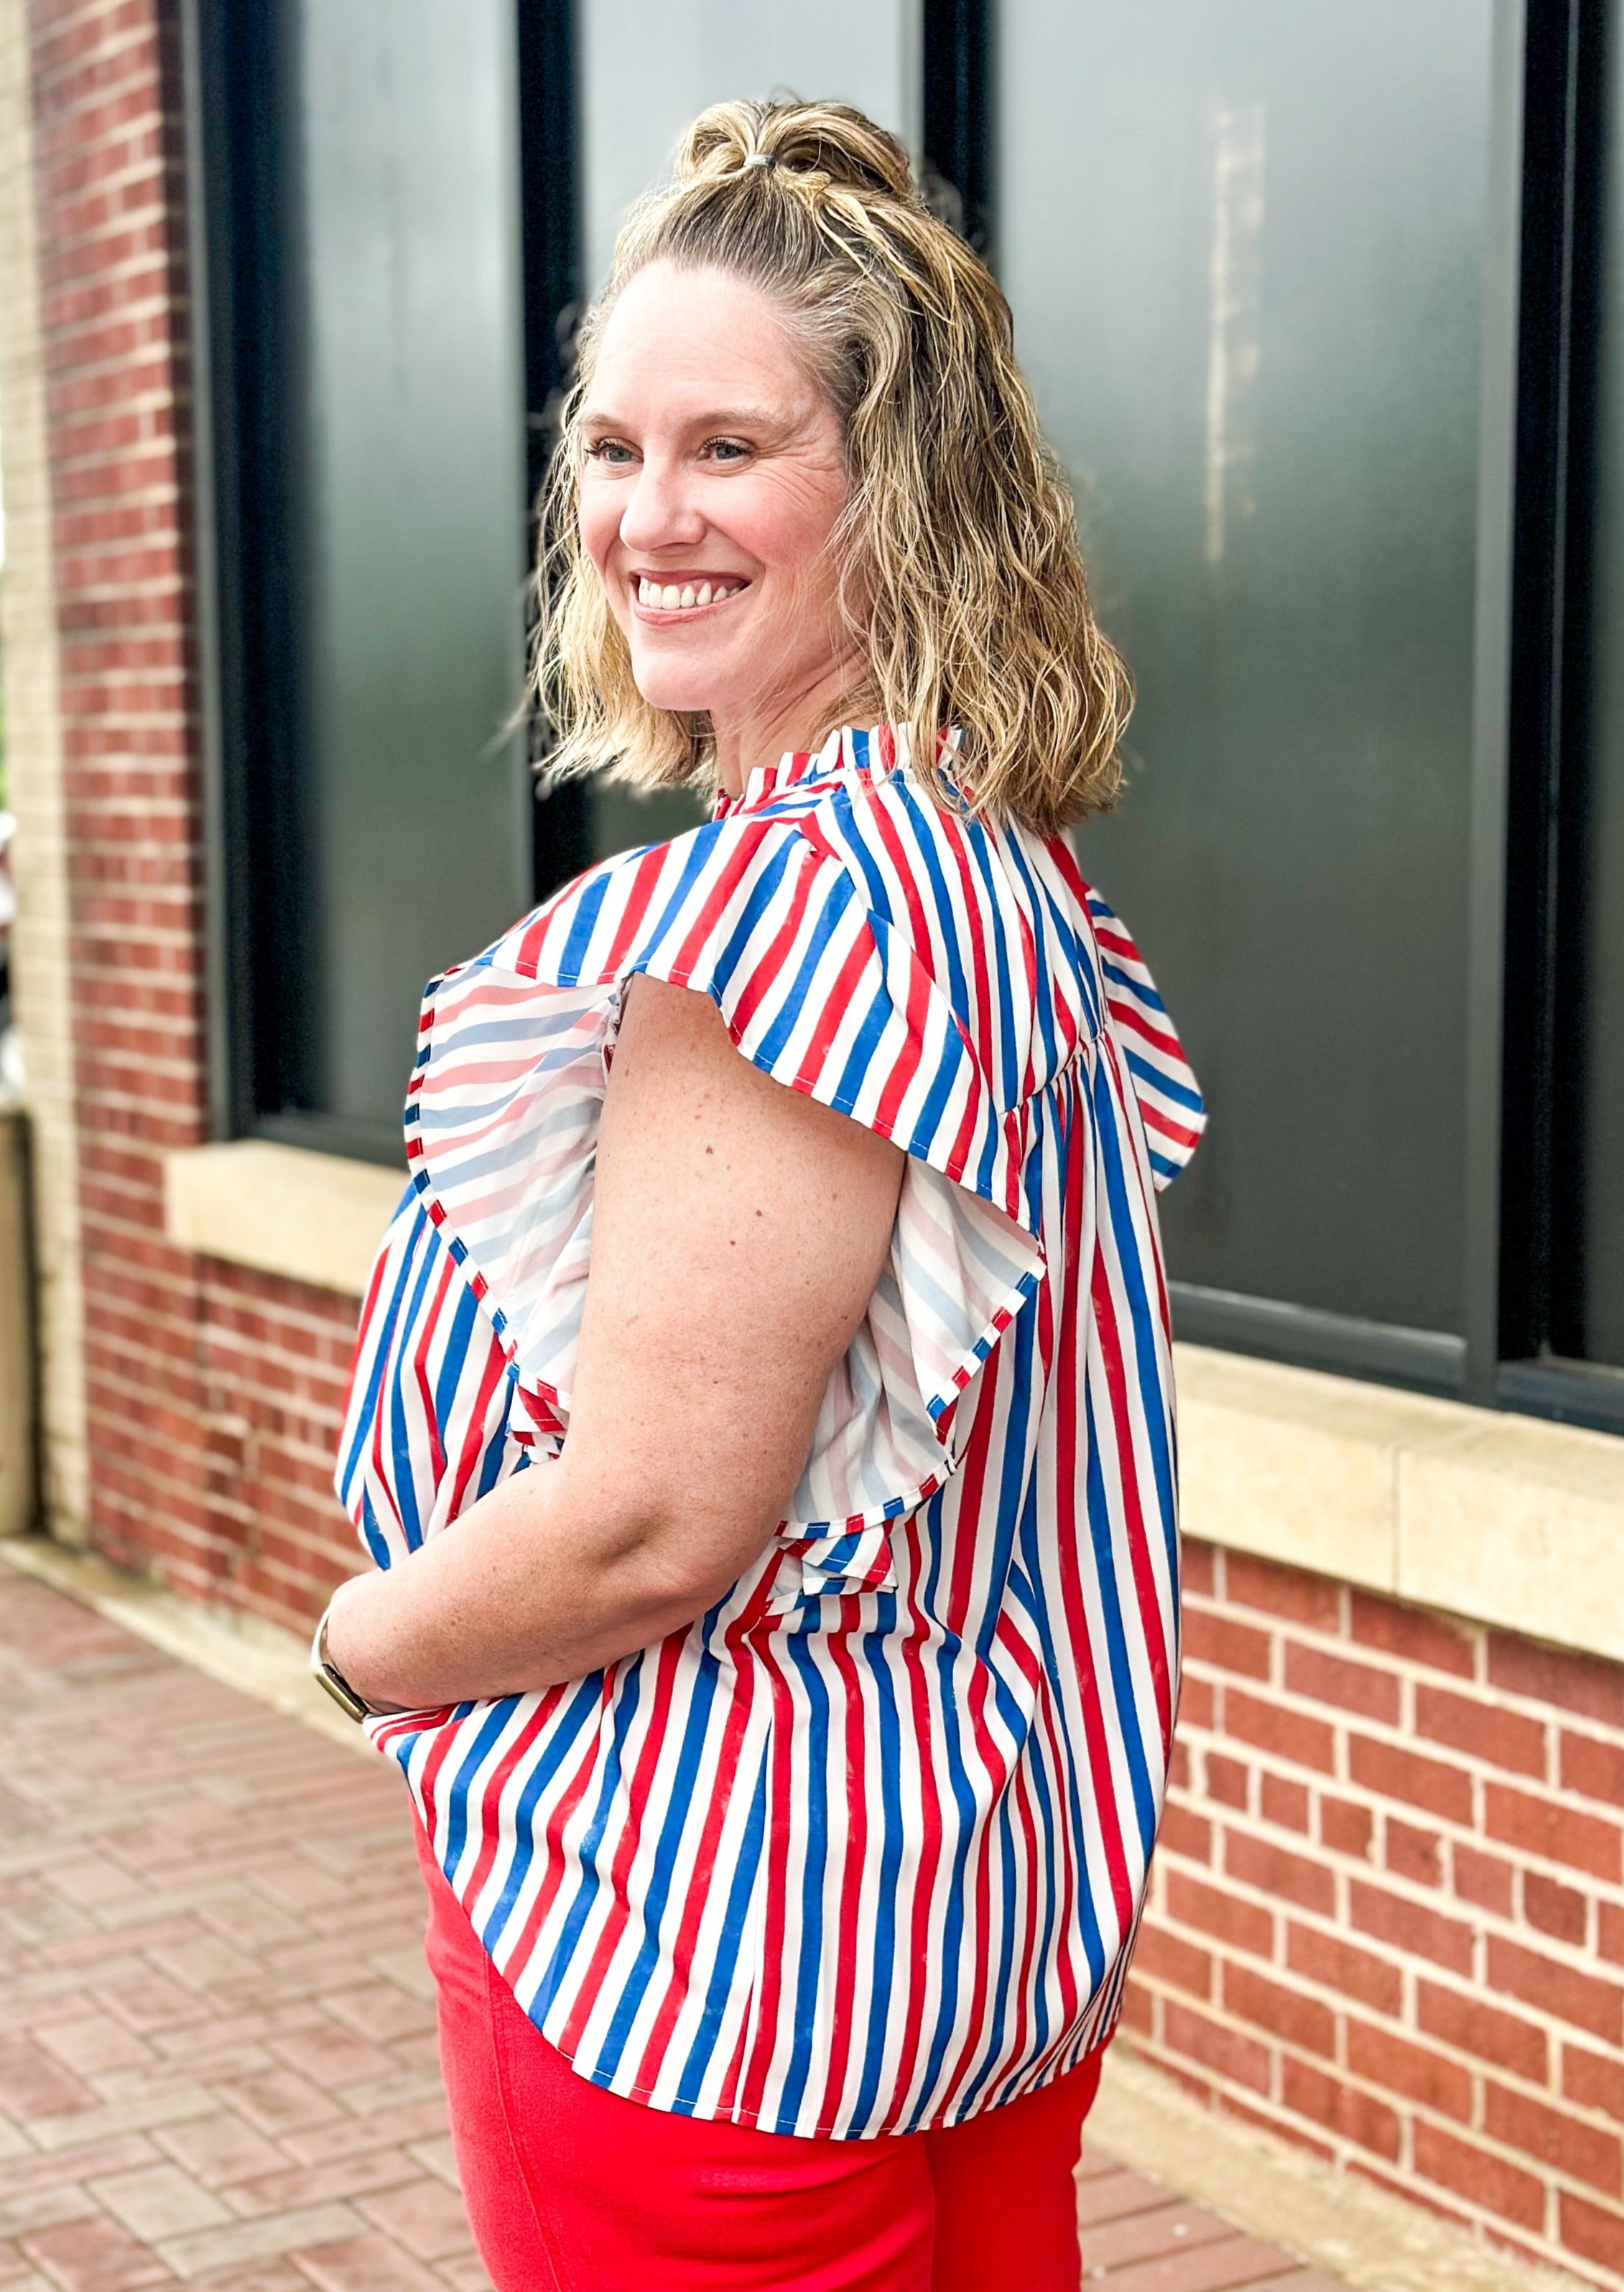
630;570;752;617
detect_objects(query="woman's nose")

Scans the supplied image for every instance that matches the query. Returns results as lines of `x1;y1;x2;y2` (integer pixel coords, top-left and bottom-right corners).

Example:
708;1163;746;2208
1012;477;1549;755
618;457;706;555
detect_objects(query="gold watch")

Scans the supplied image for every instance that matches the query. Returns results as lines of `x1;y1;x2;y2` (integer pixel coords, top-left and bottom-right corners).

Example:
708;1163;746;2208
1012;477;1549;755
310;1603;375;1722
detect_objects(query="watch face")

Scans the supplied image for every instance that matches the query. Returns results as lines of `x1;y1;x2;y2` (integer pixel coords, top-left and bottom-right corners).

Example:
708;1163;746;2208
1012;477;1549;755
313;1663;368;1722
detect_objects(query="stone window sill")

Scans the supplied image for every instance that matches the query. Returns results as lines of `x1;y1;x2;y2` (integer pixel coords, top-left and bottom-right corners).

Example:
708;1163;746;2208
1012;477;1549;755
1177;1342;1624;1666
162;1142;1624;1664
163;1138;406;1298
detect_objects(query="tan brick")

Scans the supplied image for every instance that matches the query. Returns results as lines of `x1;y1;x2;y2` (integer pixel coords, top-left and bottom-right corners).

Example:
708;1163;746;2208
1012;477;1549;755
149;2116;289;2192
154;2202;365;2281
35;2018;154;2079
352;2179;473;2263
89;2163;230;2241
17;2212;171;2292
287;2232;447;2292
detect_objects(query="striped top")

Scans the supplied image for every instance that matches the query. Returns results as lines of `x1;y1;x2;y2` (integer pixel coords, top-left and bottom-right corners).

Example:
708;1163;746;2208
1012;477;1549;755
335;724;1204;2139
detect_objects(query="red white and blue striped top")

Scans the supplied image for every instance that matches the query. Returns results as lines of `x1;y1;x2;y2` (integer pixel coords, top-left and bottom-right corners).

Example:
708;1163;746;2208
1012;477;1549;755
335;724;1204;2138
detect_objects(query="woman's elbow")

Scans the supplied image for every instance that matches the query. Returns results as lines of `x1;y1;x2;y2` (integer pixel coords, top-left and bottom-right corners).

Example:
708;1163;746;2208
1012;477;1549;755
586;1481;778;1619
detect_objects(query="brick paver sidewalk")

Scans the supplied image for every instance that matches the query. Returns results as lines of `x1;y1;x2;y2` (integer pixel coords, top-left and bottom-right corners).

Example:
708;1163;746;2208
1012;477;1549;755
0;1570;1332;2292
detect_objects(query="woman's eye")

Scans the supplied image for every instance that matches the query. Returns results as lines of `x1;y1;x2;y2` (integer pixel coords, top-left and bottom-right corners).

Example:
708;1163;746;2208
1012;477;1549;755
705;438;751;463
584;440;635;465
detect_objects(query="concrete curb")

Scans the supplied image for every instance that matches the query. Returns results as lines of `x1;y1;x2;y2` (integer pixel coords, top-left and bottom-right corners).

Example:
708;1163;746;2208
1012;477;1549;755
0;1531;371;1758
1092;2046;1587;2292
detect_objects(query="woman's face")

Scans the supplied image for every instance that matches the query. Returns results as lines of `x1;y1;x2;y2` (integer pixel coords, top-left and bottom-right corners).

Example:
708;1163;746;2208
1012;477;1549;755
577;261;854;743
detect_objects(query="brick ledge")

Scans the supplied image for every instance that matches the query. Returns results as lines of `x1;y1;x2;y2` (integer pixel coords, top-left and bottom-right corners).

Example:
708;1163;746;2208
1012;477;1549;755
164;1138;404;1296
1177;1343;1624;1668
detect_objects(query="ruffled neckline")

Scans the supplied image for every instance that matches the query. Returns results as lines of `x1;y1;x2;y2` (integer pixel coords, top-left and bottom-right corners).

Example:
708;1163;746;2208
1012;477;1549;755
713;723;906;819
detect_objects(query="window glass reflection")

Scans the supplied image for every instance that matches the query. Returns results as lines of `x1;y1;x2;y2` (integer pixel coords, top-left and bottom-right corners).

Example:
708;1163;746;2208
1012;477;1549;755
996;1;1493;1337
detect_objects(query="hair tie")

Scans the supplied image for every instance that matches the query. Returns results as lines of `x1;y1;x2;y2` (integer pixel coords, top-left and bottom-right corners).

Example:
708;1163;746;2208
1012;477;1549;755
741;150;773;172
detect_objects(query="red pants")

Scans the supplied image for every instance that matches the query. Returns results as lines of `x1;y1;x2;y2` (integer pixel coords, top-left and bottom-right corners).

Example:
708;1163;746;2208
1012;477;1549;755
416;1824;1103;2290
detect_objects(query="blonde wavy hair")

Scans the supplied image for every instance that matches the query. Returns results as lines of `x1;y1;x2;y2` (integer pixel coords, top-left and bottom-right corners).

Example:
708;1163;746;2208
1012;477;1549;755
535;98;1131;837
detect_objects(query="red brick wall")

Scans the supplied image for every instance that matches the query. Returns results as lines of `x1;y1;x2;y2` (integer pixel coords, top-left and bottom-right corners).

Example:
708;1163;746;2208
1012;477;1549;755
32;0;358;1620
1132;1542;1624;2286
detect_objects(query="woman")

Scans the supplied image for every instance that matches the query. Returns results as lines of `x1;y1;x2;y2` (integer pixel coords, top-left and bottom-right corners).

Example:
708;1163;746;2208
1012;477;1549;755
316;98;1203;2292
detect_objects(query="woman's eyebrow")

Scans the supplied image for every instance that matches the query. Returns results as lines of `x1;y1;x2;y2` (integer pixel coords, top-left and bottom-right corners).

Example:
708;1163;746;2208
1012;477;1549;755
579;403;787;435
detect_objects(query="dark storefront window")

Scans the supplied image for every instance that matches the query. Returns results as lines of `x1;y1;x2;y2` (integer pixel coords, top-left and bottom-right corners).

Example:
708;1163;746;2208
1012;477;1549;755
992;1;1494;1386
192;0;535;1164
188;0;1623;1429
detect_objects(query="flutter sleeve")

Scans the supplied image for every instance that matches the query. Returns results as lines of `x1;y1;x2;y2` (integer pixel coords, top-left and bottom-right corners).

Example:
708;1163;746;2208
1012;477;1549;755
405;811;1047;1607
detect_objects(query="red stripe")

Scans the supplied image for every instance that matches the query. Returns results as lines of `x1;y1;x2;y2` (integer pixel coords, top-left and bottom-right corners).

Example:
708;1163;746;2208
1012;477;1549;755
811;1612;870;2130
715;840;820;1043
736;1638;798;2122
458;1690;568;1910
408;1251;458;1494
865;780;936;977
442;1335;511;1521
500;1677;619;1975
601;841;672;974
1052;1110;1135;1939
869;936;934;1138
1105;996;1188;1064
873;1509;947;2132
1090;1245;1175;1758
667;821;774;983
789;919;873;1094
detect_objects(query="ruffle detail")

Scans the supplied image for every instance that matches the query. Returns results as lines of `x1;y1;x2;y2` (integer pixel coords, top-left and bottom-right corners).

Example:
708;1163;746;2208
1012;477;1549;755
1084;889;1207;1188
404;803;1049;1607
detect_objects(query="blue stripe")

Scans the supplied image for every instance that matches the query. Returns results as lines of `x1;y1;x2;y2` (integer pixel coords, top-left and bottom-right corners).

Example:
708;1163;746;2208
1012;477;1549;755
481;1675;609;1949
894;776;973;1037
1100;954;1169;1015
697;830;799;1000
847;1625;905;2135
621;825;720;966
1123;1044;1205;1116
1080;1381;1159;1855
999;825;1060;1085
750;871;855;1072
442;1697;525;1879
960;819;1022;1189
386;1233;445;1554
1093;1060;1177;1565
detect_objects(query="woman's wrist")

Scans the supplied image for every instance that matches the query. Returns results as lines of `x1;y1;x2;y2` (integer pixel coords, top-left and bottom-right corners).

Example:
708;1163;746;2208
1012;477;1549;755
313;1574;409;1718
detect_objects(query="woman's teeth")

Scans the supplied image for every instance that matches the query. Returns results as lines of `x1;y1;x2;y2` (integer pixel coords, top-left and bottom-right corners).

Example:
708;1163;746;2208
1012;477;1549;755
636;577;746;611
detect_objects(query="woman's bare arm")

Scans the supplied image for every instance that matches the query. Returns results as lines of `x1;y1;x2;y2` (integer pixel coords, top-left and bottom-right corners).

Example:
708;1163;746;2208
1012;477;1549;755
321;974;904;1707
